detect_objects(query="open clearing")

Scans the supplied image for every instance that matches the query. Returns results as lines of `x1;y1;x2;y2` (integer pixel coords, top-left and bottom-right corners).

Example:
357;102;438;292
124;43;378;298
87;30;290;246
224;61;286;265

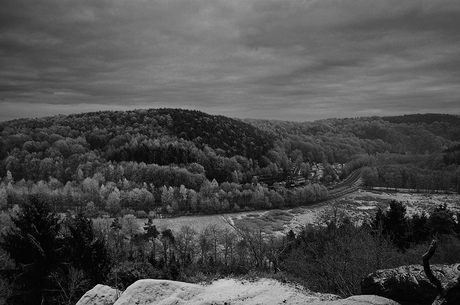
285;190;460;235
95;190;459;237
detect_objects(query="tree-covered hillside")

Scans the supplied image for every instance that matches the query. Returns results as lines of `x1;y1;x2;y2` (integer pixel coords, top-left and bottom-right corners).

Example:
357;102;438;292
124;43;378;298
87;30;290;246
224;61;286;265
247;114;460;160
1;110;459;184
382;114;460;141
247;114;460;192
0;109;273;176
0;109;459;216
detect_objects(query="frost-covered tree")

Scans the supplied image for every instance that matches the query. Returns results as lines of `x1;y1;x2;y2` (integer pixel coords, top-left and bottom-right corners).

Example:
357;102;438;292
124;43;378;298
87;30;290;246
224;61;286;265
106;188;121;215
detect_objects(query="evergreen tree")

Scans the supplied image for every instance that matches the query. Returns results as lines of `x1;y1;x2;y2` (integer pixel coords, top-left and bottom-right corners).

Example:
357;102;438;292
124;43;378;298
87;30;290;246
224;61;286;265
65;214;112;285
408;212;430;244
371;200;409;251
143;218;160;265
0;196;64;304
427;204;456;237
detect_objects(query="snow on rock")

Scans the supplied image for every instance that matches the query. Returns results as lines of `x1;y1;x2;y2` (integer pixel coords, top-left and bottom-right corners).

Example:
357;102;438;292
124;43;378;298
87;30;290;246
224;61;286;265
76;284;119;305
186;278;337;305
114;279;203;305
78;278;400;305
339;295;400;304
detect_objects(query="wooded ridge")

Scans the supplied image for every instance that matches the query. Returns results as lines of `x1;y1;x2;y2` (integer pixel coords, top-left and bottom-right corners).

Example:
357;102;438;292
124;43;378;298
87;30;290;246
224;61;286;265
0;109;459;216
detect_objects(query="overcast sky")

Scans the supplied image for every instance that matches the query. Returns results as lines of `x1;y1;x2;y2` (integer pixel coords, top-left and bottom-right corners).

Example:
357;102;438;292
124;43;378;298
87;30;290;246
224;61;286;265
1;0;460;122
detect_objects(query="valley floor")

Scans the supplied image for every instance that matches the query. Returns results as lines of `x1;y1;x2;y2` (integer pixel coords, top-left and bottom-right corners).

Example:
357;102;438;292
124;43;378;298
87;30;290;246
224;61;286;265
114;190;459;238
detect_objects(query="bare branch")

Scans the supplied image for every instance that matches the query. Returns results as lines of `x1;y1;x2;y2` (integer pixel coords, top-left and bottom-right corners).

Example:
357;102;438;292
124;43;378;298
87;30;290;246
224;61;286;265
422;240;443;294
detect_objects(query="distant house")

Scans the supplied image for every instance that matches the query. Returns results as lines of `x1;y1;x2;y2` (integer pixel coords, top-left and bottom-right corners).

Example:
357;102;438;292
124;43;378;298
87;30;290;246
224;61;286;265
317;169;324;179
310;163;324;180
332;163;344;176
210;178;219;188
286;164;307;188
257;174;284;189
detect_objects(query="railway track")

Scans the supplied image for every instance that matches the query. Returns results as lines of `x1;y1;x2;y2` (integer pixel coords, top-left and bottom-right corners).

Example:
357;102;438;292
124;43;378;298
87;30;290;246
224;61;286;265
326;169;363;200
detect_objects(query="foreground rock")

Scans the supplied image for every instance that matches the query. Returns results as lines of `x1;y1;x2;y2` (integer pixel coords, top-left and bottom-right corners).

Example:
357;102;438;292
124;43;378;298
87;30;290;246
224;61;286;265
77;278;399;305
361;263;460;305
76;284;119;305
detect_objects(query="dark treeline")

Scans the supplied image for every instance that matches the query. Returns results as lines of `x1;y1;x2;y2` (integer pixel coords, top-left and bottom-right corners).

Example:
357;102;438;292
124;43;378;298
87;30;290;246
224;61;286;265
362;164;460;192
359;151;460;192
1;196;459;304
0;196;111;305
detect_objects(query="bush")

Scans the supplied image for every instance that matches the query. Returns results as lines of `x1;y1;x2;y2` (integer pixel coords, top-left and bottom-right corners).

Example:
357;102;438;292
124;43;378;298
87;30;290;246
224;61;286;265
280;208;404;296
135;210;148;218
107;261;161;290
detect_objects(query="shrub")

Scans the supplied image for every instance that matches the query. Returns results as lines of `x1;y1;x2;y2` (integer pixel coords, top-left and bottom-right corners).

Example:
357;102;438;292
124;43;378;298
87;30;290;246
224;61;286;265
107;261;161;290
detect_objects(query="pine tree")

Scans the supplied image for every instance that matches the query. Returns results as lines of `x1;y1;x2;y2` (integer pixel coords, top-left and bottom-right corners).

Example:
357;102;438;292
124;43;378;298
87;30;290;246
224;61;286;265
65;214;111;285
371;201;409;251
0;195;64;304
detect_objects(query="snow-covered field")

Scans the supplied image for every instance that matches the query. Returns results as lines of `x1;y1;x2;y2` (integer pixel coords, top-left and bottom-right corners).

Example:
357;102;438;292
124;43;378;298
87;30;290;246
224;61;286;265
286;190;459;234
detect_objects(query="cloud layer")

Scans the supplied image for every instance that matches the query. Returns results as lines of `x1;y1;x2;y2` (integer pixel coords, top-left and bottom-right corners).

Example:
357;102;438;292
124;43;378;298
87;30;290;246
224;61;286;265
1;0;460;121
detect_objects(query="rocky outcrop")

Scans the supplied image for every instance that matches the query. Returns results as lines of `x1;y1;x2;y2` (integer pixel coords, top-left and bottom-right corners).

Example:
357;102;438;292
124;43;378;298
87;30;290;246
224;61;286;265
361;263;460;305
77;278;400;305
334;295;400;305
114;279;203;305
76;284;119;305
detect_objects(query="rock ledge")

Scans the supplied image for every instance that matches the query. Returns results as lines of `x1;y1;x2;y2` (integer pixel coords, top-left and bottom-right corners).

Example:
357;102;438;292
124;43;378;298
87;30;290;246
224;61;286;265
77;278;400;305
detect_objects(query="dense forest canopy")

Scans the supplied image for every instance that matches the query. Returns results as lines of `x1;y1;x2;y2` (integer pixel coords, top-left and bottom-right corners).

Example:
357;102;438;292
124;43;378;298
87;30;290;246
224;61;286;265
247;114;459;158
0;109;459;216
382;114;460;141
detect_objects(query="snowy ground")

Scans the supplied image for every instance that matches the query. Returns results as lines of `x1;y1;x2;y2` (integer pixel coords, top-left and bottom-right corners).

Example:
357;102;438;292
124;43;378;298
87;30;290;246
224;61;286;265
77;278;399;305
284;190;460;234
93;190;459;238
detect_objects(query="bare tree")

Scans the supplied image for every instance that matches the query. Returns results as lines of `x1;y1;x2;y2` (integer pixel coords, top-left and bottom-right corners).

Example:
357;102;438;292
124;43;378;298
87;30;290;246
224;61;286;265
423;240;460;305
175;225;197;266
207;224;222;266
221;228;237;268
51;267;89;305
160;229;175;265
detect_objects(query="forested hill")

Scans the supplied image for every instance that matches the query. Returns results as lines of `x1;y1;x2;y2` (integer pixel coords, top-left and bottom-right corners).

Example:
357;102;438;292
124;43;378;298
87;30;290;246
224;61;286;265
1;109;460;190
0;108;276;183
0;108;274;162
381;113;460;126
381;113;460;141
246;114;460;161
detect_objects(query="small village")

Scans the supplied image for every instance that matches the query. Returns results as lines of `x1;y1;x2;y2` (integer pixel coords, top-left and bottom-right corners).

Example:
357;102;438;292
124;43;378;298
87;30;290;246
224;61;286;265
254;162;345;189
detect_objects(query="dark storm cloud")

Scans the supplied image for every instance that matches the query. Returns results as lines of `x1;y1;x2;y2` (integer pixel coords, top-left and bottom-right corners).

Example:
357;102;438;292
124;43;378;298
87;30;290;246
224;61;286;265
0;0;459;121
